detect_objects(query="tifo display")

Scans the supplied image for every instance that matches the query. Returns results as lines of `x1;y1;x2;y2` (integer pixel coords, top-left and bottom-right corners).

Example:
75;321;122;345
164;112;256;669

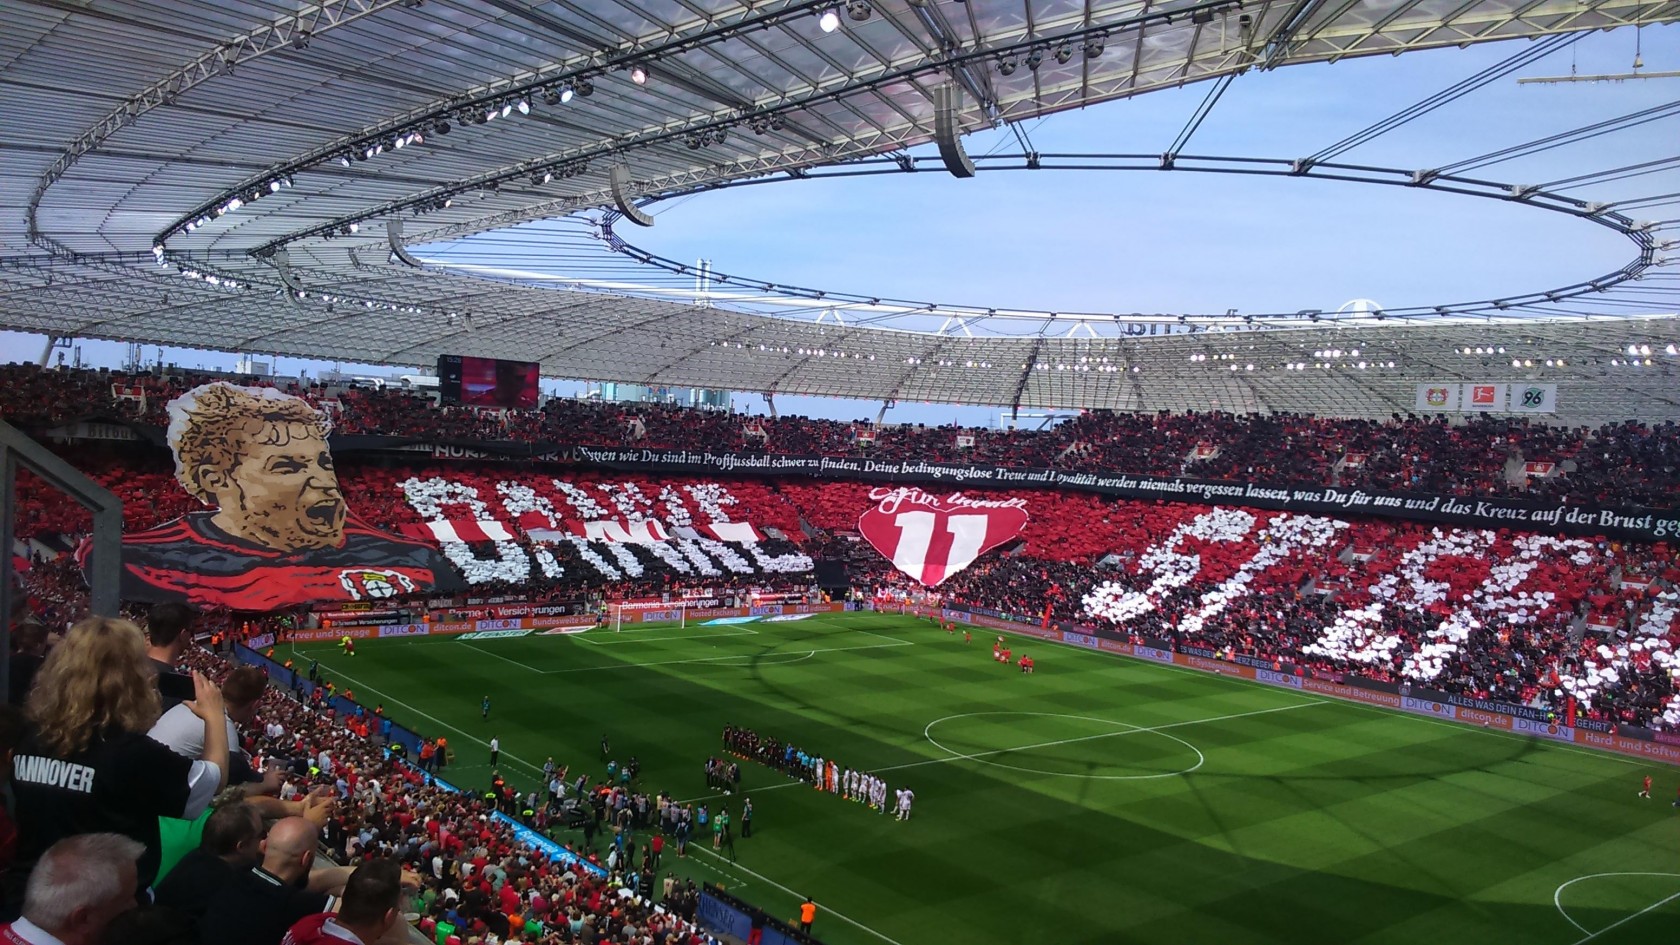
3;364;1679;945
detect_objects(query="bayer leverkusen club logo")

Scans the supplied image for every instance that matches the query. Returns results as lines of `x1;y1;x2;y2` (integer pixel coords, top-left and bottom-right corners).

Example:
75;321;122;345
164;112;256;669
857;487;1028;586
338;568;417;600
1424;386;1450;407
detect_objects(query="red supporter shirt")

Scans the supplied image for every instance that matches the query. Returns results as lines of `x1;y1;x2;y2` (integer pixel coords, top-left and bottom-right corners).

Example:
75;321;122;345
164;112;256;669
282;914;363;945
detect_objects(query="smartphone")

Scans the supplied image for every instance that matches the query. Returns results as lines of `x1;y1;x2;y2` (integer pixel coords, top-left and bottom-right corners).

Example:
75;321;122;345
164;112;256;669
158;671;196;703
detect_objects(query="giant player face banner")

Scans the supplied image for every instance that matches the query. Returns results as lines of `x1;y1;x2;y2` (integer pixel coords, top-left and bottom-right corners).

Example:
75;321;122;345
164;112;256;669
102;382;460;610
858;487;1028;586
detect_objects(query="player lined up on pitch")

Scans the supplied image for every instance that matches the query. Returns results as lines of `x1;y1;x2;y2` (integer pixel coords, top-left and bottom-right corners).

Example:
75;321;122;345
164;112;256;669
721;725;913;819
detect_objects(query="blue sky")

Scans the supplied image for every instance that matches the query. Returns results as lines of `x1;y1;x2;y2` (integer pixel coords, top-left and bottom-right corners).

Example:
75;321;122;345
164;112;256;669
3;26;1673;428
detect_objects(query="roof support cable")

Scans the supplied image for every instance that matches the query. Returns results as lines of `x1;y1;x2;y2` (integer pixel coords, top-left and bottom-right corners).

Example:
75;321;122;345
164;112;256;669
1541;157;1680;192
1165;71;1238;160
1437;100;1680;175
1305;32;1585;166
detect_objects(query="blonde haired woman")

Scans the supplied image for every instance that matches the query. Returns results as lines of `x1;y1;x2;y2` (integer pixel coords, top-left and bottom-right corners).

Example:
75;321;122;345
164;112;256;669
3;616;227;909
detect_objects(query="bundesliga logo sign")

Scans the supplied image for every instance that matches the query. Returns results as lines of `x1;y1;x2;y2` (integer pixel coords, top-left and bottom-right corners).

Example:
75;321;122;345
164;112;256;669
857;487;1028;587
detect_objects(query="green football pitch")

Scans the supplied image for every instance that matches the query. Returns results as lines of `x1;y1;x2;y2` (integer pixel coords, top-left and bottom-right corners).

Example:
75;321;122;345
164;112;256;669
288;612;1680;945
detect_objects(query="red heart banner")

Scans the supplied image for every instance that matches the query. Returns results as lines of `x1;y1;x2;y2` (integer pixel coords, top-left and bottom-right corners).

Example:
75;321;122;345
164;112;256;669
858;487;1029;586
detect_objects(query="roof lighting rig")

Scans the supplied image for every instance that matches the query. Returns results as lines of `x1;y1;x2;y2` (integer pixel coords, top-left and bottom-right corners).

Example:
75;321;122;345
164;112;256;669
161;0;1248;258
153;0;875;250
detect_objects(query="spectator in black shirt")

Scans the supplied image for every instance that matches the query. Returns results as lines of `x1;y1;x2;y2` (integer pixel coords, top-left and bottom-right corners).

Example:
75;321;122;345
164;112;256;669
144;603;195;713
153;801;265;921
197;816;333;945
144;602;193;677
4;617;227;916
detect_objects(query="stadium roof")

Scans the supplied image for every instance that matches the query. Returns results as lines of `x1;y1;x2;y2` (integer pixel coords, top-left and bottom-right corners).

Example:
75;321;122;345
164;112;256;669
1;0;1676;422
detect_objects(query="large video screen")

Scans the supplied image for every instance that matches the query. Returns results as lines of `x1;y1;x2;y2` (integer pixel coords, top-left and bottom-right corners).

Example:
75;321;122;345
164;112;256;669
437;355;540;409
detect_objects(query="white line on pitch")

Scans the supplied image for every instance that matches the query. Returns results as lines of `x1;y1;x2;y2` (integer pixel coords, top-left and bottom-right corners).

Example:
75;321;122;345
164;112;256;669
536;640;912;675
671;699;1326;804
1553;872;1680;936
295;651;547;779
580;626;760;646
463;641;544;673
684;847;751;889
1568;890;1680;944
688;847;909;945
889;699;1327;773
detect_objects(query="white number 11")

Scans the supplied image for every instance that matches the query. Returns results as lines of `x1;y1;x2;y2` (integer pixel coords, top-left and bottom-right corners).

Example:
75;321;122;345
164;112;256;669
891;511;990;580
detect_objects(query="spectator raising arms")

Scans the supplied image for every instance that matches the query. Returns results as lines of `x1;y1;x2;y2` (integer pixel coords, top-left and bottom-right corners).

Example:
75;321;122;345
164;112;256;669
2;617;227;915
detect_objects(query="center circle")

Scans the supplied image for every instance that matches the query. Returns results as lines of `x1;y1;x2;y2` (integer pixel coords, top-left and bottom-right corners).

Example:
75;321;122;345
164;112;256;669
923;711;1204;781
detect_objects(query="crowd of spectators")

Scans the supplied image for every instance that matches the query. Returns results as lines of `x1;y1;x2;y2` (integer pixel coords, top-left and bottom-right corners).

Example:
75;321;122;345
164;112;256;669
0;589;736;945
3;362;1677;508
14;357;1680;945
933;526;1680;729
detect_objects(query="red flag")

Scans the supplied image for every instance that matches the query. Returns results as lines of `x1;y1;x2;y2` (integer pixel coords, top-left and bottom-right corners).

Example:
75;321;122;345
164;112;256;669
1565;697;1576;727
1040;602;1053;628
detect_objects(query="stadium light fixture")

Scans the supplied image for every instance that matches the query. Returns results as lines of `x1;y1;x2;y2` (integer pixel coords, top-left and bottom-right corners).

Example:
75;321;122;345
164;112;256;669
819;8;841;32
998;55;1019;76
1025;47;1045;71
1054;42;1073;65
630;66;649;85
560;85;575;104
847;0;872;21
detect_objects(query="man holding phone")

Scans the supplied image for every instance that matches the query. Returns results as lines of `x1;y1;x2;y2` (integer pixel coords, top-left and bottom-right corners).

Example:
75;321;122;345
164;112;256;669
151;667;271;789
144;603;196;711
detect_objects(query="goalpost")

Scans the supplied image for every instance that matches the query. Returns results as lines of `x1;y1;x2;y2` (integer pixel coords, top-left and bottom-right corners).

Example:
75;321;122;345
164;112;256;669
607;600;687;632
